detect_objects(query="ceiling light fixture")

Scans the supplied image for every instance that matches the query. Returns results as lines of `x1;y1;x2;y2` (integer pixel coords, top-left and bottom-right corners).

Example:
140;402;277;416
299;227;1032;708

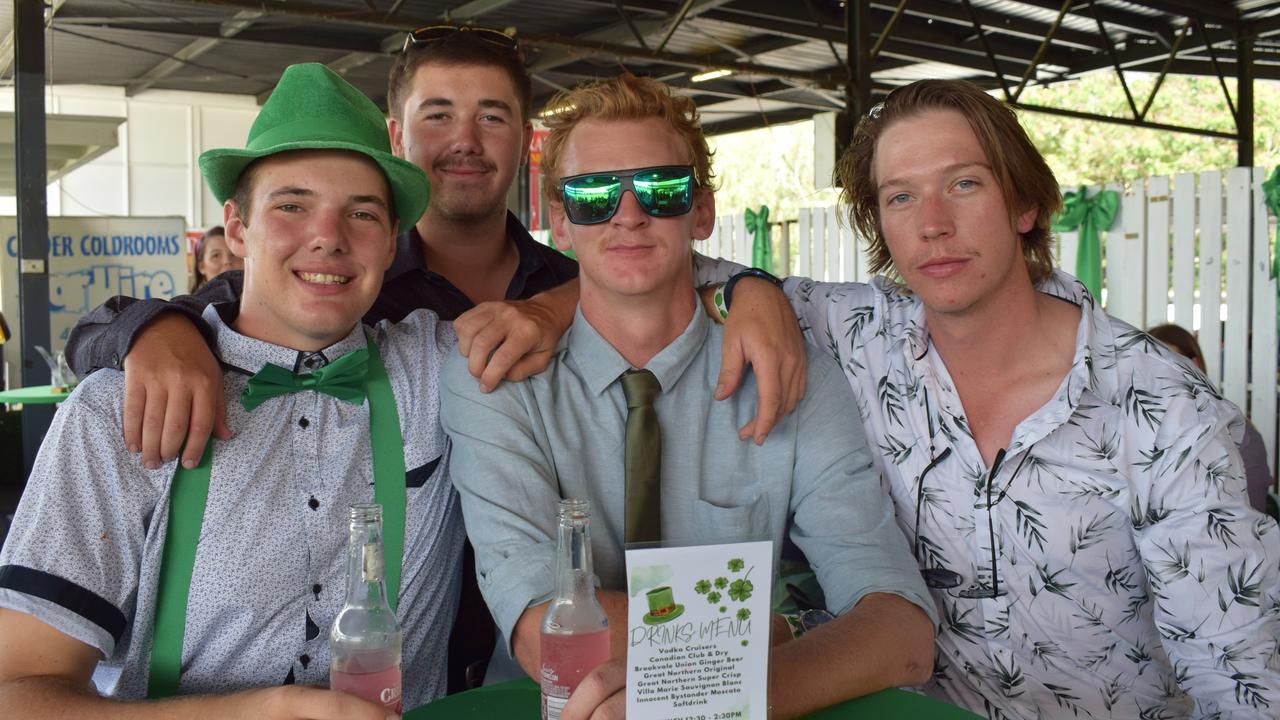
691;68;732;83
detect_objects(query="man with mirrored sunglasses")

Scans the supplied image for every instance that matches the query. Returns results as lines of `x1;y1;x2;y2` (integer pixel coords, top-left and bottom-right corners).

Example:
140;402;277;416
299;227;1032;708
559;165;697;223
697;79;1280;718
441;73;936;720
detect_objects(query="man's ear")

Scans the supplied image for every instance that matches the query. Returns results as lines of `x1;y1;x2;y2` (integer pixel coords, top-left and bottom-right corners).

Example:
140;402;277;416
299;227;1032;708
520;121;534;167
388;116;405;159
690;188;716;241
1016;205;1037;235
223;200;248;258
549;202;574;252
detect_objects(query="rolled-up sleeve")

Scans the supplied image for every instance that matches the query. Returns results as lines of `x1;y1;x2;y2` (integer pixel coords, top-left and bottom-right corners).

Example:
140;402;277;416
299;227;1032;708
787;350;937;626
439;354;562;654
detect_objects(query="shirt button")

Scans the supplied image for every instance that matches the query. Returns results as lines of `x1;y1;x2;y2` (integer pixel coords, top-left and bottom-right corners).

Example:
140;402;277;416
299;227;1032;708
299;654;311;668
298;416;310;428
312;583;322;598
308;496;319;510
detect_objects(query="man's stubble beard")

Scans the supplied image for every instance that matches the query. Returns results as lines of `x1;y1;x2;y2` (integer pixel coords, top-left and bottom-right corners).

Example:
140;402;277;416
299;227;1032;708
427;184;509;225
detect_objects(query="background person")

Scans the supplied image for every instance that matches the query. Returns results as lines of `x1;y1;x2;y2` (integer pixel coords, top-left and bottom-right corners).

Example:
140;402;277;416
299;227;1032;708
1147;322;1275;514
190;225;243;291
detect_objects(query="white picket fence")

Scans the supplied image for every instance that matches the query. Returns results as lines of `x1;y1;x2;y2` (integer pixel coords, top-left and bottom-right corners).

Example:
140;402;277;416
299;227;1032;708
704;168;1278;476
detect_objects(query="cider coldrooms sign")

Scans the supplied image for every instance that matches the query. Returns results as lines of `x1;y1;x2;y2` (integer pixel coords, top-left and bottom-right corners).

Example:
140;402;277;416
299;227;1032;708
0;216;187;387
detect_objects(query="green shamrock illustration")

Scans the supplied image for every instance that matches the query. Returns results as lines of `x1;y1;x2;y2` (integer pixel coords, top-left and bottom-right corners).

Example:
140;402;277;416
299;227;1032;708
728;578;754;602
714;577;728;589
720;606;727;613
728;558;745;572
741;639;749;647
706;591;721;604
736;608;751;621
694;579;711;594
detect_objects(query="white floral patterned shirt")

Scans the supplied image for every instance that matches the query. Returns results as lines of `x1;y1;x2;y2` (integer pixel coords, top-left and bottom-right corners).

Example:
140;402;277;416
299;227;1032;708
701;260;1280;719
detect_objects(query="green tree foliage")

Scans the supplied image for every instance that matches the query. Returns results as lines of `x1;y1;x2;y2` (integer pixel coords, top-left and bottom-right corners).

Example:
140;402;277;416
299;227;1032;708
706;74;1280;217
1018;73;1280;187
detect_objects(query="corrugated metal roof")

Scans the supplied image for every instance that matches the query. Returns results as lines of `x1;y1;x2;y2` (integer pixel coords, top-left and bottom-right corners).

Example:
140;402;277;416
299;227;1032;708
1;0;1273;136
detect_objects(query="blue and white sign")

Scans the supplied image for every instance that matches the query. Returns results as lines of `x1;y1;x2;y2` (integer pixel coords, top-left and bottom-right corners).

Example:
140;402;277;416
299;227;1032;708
0;216;187;388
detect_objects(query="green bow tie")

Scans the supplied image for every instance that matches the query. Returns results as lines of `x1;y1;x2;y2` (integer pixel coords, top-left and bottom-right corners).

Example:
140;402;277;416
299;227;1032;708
241;346;370;411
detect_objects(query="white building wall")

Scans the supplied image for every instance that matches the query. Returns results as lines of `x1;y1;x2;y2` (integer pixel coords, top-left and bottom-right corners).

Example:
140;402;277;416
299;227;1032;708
0;84;260;228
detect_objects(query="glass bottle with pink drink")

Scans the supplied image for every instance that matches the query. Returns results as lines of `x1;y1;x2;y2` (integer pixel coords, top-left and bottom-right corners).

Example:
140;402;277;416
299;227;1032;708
540;498;610;720
329;503;403;712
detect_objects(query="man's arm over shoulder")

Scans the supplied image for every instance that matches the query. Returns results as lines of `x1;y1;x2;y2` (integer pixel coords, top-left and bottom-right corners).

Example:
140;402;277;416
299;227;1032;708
438;352;562;658
1133;395;1280;715
65;272;241;377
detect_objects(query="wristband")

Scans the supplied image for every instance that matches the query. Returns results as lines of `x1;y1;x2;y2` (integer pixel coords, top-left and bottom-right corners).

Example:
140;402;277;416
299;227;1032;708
712;284;729;320
783;608;835;639
723;267;784;311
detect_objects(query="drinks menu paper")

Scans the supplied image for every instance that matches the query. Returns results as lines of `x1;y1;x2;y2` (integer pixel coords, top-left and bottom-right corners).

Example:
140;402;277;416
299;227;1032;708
624;540;771;720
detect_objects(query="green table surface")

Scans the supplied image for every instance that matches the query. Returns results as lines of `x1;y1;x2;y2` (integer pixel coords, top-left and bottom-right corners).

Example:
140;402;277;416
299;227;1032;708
406;678;981;719
0;385;71;404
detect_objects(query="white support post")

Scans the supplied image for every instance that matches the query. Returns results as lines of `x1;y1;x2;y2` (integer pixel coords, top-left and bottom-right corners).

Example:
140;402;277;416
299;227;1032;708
1199;171;1224;387
1145;176;1171;329
1222;167;1252;411
1250;167;1277;474
1106;182;1146;324
824;206;840;282
797;208;811;279
811;207;828;280
1171;174;1196;329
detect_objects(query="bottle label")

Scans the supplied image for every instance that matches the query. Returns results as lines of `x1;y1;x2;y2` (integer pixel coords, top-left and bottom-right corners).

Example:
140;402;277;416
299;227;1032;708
542;690;568;720
362;542;383;582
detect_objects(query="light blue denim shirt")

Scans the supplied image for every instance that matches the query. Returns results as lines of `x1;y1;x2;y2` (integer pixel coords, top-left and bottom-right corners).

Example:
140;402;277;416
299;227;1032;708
441;296;934;653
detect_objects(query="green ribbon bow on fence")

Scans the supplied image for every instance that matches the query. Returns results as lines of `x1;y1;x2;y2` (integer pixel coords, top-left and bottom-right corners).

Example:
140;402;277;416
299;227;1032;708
1051;187;1119;300
745;205;772;274
1263;166;1280;331
241;346;370;411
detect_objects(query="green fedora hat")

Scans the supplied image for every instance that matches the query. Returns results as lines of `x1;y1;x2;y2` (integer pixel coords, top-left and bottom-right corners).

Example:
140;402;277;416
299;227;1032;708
199;63;429;228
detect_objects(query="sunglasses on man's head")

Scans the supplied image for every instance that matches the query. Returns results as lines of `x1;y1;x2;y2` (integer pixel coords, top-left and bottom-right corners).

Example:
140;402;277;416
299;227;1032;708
402;25;519;54
559;165;697;225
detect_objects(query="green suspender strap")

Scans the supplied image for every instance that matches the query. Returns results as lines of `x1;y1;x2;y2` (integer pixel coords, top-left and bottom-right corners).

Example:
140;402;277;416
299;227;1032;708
364;335;407;612
147;331;406;698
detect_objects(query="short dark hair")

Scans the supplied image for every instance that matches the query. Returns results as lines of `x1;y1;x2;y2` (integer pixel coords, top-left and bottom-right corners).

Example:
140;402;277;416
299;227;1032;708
386;30;532;122
229;152;397;227
231;161;258;226
838;79;1061;284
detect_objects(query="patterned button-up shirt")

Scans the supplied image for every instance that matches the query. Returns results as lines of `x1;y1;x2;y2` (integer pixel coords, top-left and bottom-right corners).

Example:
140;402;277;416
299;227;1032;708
0;306;465;709
699;258;1280;719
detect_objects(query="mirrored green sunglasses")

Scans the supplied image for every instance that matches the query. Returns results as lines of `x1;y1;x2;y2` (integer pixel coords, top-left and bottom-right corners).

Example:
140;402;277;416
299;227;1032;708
559;165;696;225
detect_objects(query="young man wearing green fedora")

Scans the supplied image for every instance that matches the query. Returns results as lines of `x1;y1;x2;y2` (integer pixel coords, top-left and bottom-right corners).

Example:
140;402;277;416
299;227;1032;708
0;63;462;716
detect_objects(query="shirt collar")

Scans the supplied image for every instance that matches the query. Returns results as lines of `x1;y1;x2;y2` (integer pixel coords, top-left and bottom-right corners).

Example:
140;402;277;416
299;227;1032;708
900;269;1114;449
565;294;710;396
384;211;552;285
202;303;368;375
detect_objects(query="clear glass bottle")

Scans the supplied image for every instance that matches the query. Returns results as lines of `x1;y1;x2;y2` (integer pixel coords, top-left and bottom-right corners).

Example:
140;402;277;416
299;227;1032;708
329;503;403;712
540;499;610;720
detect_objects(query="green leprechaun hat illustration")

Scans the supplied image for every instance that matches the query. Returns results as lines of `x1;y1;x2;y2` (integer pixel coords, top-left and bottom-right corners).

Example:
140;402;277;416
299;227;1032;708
643;585;685;625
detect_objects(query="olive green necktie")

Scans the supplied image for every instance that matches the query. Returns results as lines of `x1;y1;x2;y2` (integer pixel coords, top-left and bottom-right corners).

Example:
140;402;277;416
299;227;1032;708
622;369;662;544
